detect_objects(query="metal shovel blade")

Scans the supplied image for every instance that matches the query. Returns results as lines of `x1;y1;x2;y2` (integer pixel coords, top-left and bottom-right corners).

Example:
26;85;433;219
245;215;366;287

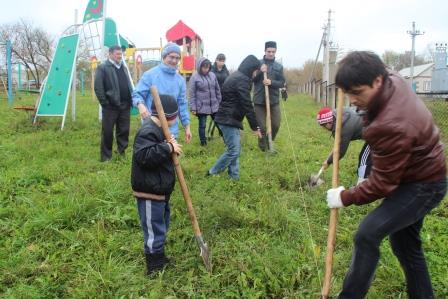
308;166;325;187
308;175;324;187
196;236;212;272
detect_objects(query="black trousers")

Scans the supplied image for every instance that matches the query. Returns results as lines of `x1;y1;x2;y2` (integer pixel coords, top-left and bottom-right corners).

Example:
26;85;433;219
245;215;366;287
339;179;446;299
100;106;130;161
254;104;281;140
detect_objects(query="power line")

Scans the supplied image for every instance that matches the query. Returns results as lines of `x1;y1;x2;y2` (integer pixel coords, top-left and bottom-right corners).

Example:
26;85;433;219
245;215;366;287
407;21;425;88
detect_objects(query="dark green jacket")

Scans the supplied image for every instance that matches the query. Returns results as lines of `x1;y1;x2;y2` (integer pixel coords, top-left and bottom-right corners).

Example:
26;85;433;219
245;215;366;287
252;57;285;106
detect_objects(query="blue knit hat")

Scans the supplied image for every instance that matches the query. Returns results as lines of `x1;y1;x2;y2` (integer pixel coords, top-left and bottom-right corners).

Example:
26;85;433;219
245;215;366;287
161;43;181;58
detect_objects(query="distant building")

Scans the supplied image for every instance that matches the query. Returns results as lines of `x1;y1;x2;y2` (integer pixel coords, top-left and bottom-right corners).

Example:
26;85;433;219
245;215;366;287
431;44;448;92
399;63;434;93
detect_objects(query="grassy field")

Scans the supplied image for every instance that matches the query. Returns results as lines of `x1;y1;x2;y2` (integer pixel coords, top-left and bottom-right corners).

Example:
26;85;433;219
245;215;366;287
0;92;447;298
422;99;448;144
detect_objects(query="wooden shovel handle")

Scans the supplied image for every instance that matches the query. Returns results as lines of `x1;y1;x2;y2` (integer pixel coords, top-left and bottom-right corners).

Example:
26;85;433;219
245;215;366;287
150;86;202;237
263;72;272;135
321;89;344;298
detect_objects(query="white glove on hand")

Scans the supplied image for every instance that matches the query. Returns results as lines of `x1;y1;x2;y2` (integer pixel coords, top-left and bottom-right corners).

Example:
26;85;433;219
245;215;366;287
326;186;345;208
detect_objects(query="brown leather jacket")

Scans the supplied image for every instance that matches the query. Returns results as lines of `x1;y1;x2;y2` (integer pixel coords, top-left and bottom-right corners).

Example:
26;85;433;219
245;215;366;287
341;73;446;206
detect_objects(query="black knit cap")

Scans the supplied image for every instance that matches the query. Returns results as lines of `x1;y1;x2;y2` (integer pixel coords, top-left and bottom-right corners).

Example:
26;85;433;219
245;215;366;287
151;94;178;121
216;53;226;61
265;41;277;49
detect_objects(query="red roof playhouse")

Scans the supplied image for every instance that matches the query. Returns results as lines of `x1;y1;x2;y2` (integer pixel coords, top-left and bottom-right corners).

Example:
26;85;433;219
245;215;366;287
166;20;203;76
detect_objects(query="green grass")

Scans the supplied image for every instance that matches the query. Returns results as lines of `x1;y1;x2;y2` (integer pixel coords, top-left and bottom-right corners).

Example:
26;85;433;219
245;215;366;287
423;99;448;144
0;91;447;298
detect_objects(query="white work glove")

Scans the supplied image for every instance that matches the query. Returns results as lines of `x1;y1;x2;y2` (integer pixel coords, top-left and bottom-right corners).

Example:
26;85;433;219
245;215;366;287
326;186;345;208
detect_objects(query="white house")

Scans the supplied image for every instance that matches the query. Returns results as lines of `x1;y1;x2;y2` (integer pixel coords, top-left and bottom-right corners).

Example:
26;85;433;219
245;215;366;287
399;63;434;93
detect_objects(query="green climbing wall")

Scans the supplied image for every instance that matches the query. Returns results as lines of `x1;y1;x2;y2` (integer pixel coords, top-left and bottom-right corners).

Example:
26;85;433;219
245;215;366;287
36;34;79;116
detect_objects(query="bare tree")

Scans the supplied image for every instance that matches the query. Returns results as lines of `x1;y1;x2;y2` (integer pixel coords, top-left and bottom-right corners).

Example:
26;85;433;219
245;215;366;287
76;41;92;87
283;60;323;93
382;50;400;70
382;50;427;71
0;19;54;88
423;44;435;62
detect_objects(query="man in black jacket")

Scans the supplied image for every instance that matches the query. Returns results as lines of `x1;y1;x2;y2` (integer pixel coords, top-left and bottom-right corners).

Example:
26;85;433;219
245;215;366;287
253;41;286;151
94;45;133;162
207;55;262;179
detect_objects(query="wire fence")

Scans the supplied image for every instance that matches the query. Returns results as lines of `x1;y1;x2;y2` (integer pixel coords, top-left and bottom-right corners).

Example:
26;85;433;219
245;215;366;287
422;98;448;144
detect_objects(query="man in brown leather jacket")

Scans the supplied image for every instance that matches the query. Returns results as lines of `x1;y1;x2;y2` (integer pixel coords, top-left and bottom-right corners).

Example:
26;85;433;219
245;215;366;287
326;51;446;299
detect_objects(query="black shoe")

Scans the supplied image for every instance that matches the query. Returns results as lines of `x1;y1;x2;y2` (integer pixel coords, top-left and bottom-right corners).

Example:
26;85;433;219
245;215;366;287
205;170;211;177
145;252;170;275
258;137;267;152
200;141;207;146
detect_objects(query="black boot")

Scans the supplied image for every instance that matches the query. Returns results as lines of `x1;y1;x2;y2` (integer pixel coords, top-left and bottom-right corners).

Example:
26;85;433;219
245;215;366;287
258;136;267;152
145;252;170;275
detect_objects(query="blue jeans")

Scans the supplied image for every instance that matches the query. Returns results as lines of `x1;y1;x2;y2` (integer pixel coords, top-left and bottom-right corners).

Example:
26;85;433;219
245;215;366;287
339;179;446;299
208;124;241;179
197;114;208;145
136;197;171;254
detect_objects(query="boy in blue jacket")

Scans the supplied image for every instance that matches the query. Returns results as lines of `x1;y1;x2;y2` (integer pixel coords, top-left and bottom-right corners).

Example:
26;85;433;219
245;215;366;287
131;95;182;275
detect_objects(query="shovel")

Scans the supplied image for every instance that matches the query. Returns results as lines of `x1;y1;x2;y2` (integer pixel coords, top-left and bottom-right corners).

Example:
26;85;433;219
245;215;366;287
150;86;212;272
308;166;325;187
263;71;275;152
321;89;345;298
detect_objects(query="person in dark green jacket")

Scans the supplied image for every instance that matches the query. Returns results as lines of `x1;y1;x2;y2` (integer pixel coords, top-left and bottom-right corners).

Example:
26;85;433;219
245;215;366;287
252;41;285;151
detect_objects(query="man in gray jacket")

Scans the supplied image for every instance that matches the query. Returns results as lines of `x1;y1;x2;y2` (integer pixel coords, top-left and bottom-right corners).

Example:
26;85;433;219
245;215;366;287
317;106;371;183
94;45;133;162
253;41;285;151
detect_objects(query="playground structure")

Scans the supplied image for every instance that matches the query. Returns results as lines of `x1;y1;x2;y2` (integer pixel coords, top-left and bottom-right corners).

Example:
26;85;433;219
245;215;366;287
34;33;80;128
0;40;13;105
32;0;113;129
7;0;203;129
124;41;163;84
166;20;203;78
32;0;161;129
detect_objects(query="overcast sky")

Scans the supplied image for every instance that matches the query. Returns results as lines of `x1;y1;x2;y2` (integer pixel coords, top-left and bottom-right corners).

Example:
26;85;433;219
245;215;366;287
2;0;447;69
